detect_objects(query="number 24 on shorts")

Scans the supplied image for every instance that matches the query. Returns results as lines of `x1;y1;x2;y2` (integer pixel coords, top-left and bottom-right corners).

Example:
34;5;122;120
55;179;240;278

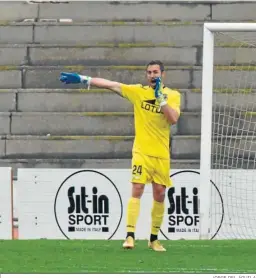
132;165;142;175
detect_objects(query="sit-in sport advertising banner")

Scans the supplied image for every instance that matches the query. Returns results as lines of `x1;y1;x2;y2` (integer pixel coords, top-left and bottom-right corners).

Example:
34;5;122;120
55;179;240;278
15;168;228;240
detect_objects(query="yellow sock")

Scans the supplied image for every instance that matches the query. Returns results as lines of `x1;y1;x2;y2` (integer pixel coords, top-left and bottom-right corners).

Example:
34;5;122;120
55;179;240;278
151;200;165;235
126;197;140;233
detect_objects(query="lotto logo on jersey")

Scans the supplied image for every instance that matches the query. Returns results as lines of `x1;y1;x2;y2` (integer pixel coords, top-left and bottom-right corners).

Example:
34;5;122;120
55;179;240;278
141;94;168;113
141;99;161;114
54;170;123;240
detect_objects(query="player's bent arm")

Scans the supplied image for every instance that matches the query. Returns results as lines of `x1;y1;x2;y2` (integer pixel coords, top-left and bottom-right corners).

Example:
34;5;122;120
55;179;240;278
161;104;180;124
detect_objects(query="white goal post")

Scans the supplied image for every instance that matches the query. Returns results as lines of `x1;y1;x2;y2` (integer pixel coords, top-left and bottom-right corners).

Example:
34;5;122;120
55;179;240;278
200;23;256;240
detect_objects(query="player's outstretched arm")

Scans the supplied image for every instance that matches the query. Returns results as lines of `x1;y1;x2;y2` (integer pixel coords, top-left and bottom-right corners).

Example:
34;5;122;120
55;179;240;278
59;72;122;95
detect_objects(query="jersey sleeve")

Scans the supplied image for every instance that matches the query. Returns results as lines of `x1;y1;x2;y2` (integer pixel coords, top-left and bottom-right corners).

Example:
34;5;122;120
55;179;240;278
120;84;140;104
168;91;181;115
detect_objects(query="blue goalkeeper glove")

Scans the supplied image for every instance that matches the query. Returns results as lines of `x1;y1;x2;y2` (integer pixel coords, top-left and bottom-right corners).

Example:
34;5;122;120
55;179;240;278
60;72;92;87
154;77;167;106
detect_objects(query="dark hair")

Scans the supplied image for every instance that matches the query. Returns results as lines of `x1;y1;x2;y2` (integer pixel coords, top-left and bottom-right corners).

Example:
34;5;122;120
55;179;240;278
146;60;165;72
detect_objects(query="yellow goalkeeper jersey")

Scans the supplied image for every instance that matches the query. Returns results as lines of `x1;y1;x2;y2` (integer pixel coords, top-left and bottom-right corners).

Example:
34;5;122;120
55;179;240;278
121;84;181;159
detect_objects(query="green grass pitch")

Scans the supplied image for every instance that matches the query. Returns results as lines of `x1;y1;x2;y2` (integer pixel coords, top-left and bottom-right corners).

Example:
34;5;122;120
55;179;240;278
0;240;256;273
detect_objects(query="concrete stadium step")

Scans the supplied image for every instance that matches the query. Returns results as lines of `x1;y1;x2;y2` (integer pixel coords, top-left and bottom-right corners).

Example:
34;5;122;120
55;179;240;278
0;44;198;66
0;65;193;89
0;88;184;113
184;89;256;112
0;88;255;114
1;65;256;89
178;111;256;136
0;134;199;160
2;111;255;137
8;112;174;136
1;44;255;67
0;2;209;22
33;2;256;22
0;2;255;22
1;22;255;46
0;88;198;113
10;112;136;136
0;89;135;113
0;111;196;136
171;135;256;160
6;112;208;136
0;22;203;46
2;21;256;46
0;134;255;161
3;135;134;159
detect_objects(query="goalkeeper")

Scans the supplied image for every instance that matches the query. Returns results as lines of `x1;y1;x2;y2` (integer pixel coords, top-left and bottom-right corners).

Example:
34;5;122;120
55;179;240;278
60;60;181;252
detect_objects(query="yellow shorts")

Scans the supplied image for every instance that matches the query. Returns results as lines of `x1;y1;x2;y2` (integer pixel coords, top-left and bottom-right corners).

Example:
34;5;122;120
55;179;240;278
131;152;172;187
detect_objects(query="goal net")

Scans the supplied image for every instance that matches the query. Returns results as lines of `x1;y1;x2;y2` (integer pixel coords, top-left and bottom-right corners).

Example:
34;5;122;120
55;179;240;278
200;23;256;240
